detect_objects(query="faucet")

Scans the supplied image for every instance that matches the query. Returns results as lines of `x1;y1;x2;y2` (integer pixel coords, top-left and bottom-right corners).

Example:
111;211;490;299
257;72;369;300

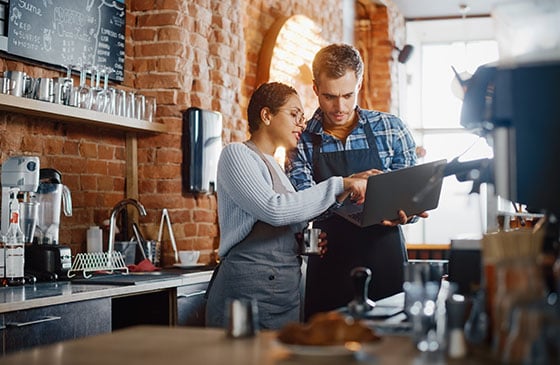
107;198;147;253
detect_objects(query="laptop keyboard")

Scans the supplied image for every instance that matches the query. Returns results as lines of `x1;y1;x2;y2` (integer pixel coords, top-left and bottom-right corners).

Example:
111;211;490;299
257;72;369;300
349;211;363;222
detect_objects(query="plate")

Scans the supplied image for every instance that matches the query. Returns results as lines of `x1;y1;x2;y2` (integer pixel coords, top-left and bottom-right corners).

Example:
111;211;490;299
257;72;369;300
172;263;205;269
275;341;377;357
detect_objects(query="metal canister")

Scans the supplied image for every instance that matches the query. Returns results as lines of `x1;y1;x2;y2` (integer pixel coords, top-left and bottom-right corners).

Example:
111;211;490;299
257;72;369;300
225;298;259;338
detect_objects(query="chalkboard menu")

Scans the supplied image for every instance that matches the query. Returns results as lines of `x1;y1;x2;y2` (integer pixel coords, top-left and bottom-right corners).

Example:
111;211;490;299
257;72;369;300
6;0;125;81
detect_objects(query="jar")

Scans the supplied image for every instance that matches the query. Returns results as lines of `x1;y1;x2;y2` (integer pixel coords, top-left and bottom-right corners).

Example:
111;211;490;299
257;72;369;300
492;258;545;357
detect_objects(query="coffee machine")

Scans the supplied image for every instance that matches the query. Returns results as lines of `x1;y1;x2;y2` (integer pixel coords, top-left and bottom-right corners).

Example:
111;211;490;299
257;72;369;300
1;156;40;235
26;168;72;280
1;156;40;282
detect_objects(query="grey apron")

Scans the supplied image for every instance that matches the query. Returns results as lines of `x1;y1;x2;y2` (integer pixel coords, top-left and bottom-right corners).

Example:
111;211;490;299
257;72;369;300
304;120;408;320
205;141;302;330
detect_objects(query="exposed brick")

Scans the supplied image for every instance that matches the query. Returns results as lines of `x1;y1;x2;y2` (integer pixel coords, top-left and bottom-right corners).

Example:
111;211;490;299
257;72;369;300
158;27;189;42
80;175;98;191
79;142;98;158
135;73;182;89
0;0;400;257
132;28;157;41
144;12;187;28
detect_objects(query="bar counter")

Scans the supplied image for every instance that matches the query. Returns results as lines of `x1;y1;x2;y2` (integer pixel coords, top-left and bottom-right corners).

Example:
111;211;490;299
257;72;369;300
0;324;496;365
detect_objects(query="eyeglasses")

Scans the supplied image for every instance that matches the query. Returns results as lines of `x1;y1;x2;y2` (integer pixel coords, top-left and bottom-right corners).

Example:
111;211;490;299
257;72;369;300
277;108;306;125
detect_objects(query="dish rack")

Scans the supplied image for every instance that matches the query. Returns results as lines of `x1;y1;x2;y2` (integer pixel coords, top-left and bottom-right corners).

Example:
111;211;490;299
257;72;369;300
67;251;129;279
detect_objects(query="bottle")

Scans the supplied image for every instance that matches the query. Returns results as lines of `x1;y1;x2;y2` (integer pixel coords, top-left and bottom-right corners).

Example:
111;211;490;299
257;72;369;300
5;189;25;286
86;226;103;253
0;232;6;286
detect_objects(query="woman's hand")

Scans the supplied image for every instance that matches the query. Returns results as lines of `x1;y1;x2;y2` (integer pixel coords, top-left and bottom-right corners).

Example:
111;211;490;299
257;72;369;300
337;169;382;204
349;168;382;179
338;177;368;204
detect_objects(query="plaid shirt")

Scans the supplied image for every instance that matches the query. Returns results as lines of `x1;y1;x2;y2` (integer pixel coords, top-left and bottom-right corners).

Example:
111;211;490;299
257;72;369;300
287;106;417;191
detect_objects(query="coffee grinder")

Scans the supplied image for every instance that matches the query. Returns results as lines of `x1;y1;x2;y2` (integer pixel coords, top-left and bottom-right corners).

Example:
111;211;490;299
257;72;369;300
26;168;72;280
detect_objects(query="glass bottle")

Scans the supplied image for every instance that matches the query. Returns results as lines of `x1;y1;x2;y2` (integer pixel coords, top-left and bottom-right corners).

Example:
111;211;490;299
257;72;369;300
0;232;6;286
5;189;25;286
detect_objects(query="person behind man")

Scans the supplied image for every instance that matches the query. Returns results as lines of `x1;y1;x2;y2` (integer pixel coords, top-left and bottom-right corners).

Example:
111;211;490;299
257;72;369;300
286;43;426;319
205;82;368;330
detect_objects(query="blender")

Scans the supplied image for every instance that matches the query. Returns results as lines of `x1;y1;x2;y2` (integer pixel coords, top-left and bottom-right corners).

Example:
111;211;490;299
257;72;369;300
33;168;72;245
26;168;72;279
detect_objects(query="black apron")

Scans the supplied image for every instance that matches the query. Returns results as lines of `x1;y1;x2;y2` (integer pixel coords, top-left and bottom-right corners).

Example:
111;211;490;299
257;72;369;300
304;121;408;320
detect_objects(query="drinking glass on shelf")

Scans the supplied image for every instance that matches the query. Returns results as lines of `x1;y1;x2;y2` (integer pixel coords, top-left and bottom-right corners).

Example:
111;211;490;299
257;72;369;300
88;65;103;111
143;96;157;122
114;89;127;117
125;91;136;118
55;64;74;105
95;66;114;113
74;64;92;109
135;94;145;120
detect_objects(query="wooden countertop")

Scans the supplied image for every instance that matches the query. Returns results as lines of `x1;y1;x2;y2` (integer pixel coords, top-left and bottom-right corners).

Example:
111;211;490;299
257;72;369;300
0;325;494;365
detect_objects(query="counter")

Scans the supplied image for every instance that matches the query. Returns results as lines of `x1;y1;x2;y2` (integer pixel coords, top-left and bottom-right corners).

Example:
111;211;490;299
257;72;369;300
0;288;498;364
0;325;494;365
0;267;215;355
0;269;214;313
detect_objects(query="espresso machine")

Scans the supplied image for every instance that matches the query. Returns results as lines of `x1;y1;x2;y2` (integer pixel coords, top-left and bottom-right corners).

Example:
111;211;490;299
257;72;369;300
1;156;40;237
26;168;73;280
1;156;40;283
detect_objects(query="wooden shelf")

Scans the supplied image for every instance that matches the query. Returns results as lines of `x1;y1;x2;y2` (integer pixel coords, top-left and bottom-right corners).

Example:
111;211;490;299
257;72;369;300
0;93;169;134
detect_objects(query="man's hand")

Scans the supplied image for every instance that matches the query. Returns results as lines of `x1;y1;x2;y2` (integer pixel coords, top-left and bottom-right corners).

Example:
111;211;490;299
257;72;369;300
381;210;429;226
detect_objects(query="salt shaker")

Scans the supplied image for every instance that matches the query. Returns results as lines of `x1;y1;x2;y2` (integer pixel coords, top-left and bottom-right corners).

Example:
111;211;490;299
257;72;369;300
225;298;259;338
447;294;467;359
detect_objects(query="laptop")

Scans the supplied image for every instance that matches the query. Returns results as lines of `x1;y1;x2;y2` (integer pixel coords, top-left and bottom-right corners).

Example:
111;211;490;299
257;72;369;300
335;159;447;227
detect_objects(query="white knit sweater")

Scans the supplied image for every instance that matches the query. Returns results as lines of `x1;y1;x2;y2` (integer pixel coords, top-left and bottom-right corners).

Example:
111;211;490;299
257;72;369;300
216;142;344;257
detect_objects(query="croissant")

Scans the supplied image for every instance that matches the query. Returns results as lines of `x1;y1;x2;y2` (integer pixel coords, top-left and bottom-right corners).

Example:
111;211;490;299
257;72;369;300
277;311;381;346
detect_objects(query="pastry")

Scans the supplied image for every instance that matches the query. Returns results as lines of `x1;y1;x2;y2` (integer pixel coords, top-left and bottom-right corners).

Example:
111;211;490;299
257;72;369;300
277;311;381;346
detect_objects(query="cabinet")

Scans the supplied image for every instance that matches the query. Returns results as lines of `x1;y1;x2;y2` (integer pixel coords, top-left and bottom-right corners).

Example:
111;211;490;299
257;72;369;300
111;290;174;330
2;298;111;355
176;282;208;327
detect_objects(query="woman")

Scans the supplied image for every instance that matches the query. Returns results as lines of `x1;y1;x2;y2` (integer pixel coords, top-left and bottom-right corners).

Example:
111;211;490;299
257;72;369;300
205;82;368;330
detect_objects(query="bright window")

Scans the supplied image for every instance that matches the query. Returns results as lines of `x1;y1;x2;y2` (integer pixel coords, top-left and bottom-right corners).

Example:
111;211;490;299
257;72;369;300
402;19;499;244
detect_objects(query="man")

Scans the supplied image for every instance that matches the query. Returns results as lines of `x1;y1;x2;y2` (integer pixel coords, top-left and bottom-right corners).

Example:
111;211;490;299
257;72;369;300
286;43;425;319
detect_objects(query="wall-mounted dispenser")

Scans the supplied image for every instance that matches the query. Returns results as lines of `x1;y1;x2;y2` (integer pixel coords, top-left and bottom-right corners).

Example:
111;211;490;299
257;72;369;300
182;107;223;194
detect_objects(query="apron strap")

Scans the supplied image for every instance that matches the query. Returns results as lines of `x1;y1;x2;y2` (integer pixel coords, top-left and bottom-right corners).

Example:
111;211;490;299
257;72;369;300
244;140;290;194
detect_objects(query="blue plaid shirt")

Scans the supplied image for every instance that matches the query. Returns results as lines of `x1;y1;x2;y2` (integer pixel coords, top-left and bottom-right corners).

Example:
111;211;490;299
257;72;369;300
287;106;417;191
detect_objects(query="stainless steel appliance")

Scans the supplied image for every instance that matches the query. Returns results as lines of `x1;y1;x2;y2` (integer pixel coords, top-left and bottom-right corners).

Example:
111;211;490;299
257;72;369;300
33;168;72;245
1;156;40;236
1;156;40;284
26;168;73;280
460;58;560;217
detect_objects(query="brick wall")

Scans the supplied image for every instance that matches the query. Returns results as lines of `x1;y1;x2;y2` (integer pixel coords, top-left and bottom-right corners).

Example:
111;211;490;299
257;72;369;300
356;0;405;114
0;0;403;266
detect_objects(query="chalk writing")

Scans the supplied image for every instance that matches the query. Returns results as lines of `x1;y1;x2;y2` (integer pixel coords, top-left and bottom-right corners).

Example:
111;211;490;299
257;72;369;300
7;0;125;82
